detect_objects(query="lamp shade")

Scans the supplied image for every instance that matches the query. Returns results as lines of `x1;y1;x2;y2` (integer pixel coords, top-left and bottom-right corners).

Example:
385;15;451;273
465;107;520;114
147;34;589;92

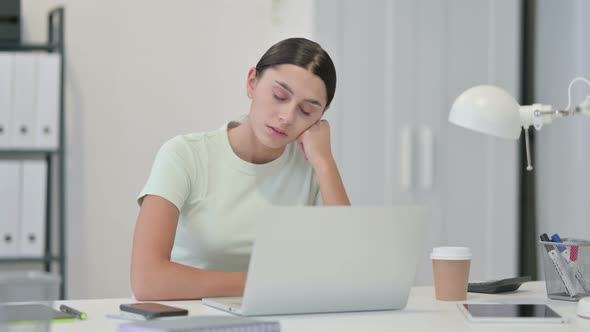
448;85;522;139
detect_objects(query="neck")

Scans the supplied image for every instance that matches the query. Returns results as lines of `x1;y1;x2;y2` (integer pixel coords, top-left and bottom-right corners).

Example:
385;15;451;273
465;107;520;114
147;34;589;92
228;120;285;164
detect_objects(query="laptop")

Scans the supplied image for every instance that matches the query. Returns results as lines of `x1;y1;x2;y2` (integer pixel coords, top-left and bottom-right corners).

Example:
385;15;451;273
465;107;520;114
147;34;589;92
202;206;429;316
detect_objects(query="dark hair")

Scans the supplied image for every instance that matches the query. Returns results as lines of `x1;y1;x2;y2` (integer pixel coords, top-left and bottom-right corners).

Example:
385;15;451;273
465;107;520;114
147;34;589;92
255;38;336;108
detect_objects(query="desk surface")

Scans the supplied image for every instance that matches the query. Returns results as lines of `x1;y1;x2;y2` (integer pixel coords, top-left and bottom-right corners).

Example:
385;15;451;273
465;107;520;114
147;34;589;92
10;282;590;331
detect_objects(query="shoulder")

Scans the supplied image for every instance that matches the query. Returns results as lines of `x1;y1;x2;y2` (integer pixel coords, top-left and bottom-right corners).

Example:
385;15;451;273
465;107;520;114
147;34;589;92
160;126;224;158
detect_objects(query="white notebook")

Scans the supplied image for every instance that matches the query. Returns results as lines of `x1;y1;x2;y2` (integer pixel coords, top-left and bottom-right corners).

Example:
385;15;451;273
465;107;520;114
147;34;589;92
117;315;280;332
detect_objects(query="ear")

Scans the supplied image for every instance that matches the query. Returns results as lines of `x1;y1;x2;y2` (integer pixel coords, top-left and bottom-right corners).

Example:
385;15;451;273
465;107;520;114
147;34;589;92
246;67;258;99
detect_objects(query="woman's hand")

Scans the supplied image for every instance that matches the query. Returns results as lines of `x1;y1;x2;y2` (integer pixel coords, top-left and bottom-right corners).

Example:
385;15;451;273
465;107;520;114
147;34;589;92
298;119;334;170
298;119;351;205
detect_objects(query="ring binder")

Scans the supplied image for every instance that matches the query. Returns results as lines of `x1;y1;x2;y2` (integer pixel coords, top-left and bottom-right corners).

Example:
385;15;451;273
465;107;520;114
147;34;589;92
0;6;66;300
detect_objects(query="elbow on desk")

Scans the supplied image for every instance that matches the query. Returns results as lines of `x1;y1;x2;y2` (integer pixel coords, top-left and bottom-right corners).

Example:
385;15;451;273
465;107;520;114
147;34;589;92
130;265;165;301
131;282;155;301
130;274;152;301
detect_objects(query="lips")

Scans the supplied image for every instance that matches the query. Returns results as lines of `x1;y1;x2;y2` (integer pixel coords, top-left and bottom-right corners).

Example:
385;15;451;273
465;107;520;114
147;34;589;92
267;125;287;137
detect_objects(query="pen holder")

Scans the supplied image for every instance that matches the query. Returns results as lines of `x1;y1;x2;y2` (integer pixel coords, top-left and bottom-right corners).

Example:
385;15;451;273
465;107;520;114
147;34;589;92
539;238;590;301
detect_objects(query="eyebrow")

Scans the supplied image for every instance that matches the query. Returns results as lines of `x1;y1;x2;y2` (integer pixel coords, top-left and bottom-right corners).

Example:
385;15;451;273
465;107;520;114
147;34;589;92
274;80;323;108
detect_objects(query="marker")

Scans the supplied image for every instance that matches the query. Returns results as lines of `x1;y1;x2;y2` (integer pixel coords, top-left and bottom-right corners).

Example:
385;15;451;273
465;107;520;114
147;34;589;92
59;304;87;320
540;233;577;296
551;233;590;293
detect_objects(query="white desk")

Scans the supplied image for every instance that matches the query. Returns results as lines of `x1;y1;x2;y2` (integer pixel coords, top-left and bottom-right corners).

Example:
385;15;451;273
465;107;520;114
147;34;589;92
14;282;590;331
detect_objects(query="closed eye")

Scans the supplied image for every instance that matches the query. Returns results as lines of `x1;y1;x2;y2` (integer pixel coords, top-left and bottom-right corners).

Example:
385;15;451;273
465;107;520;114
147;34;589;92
300;107;311;116
273;93;287;102
273;91;311;116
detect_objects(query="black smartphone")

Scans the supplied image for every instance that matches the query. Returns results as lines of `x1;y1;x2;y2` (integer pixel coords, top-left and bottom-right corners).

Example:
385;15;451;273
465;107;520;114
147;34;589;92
119;303;188;319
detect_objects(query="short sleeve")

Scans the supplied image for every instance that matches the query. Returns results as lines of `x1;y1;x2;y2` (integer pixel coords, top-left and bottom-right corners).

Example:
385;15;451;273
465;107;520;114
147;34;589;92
137;136;195;211
312;171;323;206
314;189;323;206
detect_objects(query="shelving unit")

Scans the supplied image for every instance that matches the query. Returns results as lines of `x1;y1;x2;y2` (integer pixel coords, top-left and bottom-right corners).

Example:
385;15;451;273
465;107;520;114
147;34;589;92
0;7;66;299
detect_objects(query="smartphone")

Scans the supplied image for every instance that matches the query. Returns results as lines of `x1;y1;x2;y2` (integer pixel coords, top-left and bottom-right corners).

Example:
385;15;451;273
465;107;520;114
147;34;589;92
119;303;188;319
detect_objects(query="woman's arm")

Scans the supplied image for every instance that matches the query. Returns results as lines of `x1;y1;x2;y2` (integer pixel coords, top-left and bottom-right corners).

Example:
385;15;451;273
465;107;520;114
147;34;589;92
298;120;350;206
130;195;247;300
313;157;350;206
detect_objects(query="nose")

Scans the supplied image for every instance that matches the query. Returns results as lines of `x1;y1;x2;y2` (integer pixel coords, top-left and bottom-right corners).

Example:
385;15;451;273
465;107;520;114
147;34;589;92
277;103;297;125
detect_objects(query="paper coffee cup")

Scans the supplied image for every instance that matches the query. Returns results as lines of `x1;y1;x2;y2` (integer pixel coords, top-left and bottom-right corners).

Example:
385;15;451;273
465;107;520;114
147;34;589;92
431;247;472;301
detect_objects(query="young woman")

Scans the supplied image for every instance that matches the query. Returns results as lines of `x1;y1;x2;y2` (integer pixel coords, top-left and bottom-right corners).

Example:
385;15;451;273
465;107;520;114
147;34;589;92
130;38;350;300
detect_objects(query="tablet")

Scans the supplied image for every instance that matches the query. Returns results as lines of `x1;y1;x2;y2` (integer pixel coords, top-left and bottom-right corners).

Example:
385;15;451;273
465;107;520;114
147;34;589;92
458;303;566;323
0;304;76;323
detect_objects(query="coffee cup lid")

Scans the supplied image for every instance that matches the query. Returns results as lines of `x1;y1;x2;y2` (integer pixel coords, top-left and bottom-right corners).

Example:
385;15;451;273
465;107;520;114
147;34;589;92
430;247;472;260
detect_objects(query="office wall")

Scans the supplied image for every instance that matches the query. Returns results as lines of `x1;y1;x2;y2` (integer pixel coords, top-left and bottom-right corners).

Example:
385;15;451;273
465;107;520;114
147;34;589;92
22;0;314;299
535;1;590;261
314;0;519;284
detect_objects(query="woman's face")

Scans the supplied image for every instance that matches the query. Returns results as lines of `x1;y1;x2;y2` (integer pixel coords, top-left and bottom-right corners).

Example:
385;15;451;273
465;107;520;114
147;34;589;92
247;64;328;149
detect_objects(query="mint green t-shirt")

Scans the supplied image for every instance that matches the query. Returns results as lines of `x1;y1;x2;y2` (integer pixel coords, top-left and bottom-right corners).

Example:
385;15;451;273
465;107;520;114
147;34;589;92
137;122;321;272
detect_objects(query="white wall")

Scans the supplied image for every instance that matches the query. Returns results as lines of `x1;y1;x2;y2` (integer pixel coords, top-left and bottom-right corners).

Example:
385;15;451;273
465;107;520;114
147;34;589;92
535;0;590;264
22;0;314;299
18;0;539;299
314;0;519;285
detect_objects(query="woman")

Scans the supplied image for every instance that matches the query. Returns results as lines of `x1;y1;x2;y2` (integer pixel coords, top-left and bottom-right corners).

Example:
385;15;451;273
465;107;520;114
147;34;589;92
130;38;350;300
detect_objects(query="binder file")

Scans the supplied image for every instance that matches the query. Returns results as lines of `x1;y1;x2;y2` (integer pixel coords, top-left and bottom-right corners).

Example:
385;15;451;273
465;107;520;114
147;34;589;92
35;54;60;149
0;53;13;148
18;159;47;257
11;53;37;149
0;161;21;257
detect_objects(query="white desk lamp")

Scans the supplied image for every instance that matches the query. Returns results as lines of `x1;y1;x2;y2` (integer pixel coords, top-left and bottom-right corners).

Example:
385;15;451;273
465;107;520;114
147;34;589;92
448;77;590;170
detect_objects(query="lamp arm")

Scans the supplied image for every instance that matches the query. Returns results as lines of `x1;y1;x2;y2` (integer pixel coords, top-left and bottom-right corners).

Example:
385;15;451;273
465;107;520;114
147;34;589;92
519;104;554;130
517;77;590;172
563;77;590;112
518;95;590;132
519;76;590;130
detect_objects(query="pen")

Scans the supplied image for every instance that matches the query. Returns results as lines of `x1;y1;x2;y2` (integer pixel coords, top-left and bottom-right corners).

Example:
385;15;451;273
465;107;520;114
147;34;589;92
551;233;590;293
540;233;577;296
59;304;87;320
